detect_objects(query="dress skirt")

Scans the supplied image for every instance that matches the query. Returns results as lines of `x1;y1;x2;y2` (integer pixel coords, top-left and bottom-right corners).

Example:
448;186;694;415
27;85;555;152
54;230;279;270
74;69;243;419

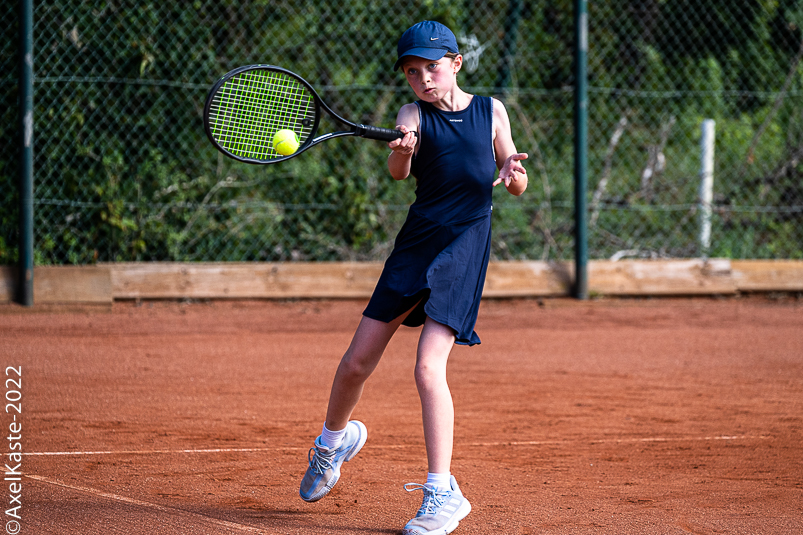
362;206;492;346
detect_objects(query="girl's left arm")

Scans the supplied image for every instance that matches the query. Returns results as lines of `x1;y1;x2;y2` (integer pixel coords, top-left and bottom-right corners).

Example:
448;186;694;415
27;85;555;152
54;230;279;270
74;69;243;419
492;98;528;196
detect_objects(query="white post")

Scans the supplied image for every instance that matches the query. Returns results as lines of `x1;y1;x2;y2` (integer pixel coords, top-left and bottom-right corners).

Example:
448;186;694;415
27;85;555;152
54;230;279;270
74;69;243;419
699;119;715;256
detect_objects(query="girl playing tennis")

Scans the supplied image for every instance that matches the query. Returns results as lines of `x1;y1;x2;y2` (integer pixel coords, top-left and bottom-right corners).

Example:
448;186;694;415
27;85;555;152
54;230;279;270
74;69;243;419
300;20;527;535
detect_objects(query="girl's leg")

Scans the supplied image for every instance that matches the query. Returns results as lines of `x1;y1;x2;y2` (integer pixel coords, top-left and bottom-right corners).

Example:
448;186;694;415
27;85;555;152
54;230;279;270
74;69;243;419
402;318;472;533
325;306;417;431
301;305;420;503
414;316;457;474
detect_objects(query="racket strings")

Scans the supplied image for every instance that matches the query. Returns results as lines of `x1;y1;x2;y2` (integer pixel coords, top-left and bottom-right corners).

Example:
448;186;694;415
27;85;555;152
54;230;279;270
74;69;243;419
215;73;305;155
214;73;308;157
208;70;315;160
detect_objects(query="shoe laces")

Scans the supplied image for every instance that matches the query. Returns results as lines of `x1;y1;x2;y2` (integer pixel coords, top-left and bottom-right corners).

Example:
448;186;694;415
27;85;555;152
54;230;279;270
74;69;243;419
307;445;335;475
404;483;450;516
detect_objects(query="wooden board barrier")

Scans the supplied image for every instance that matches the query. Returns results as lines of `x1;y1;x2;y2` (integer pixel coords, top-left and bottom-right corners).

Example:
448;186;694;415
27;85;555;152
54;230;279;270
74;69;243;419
483;261;572;297
731;260;803;291
589;258;737;296
108;259;744;299
110;262;384;299
1;260;800;303
0;266;15;302
0;265;112;304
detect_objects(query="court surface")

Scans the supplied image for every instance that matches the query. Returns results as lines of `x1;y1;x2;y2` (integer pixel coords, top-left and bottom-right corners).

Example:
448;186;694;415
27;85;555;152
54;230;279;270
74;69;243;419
2;296;801;534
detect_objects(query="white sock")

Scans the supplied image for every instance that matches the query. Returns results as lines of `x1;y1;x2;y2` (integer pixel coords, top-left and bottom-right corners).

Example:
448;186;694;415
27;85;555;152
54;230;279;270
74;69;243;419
320;423;346;451
426;472;451;491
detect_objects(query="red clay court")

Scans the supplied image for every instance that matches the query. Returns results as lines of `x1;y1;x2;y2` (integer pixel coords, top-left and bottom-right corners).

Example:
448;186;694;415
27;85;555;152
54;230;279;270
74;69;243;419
2;296;801;534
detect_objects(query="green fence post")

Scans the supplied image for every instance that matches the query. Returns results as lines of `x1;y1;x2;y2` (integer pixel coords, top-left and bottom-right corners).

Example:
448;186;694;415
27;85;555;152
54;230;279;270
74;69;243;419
18;0;34;306
573;0;588;299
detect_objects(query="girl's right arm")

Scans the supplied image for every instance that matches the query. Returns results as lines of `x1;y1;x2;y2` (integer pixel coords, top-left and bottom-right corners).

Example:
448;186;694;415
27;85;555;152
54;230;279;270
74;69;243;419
387;103;420;181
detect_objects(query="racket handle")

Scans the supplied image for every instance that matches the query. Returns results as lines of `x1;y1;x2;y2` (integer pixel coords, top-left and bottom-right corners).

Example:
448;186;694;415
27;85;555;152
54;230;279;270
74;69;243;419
355;124;418;142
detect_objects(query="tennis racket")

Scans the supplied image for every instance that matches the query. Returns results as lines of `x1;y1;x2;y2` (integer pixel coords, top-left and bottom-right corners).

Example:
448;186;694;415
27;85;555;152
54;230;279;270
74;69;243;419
204;65;414;164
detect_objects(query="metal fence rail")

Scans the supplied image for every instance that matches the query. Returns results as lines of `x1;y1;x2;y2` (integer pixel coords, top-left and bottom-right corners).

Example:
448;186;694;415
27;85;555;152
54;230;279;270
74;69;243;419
1;1;801;265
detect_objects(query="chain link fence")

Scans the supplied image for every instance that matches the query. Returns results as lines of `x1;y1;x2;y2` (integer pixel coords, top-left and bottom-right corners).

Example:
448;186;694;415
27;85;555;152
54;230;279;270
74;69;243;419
588;0;803;260
1;0;801;265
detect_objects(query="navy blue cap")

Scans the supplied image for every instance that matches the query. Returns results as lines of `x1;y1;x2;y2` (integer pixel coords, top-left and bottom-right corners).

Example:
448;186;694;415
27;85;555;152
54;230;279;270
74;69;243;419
393;21;459;71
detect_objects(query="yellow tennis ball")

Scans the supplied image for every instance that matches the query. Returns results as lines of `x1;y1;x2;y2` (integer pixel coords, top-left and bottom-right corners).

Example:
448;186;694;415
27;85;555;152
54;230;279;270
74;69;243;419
273;129;300;156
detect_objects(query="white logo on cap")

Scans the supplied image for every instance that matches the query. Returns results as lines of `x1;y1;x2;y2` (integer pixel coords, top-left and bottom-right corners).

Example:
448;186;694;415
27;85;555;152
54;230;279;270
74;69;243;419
430;37;439;41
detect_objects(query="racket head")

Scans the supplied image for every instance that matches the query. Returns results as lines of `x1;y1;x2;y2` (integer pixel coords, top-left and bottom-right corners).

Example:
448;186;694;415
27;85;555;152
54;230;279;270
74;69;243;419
204;65;321;164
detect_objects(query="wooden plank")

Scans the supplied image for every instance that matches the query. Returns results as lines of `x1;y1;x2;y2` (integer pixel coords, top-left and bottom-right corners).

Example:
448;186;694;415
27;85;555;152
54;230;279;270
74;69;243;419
589;259;737;296
0;266;15;302
35;266;112;303
111;261;573;299
484;260;743;297
1;265;112;303
110;262;384;299
483;261;571;297
732;260;803;291
4;260;801;303
111;260;739;299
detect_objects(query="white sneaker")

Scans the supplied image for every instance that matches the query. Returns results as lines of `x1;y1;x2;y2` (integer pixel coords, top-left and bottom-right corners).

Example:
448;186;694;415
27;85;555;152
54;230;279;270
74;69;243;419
402;475;471;535
299;420;367;502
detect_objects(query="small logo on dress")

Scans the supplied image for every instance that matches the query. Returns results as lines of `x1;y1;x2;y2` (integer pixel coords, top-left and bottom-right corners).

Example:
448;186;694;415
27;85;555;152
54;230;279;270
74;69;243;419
449;119;463;122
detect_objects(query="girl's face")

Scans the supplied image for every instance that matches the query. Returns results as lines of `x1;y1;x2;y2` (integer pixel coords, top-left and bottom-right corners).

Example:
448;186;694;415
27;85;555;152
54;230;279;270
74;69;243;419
402;56;462;102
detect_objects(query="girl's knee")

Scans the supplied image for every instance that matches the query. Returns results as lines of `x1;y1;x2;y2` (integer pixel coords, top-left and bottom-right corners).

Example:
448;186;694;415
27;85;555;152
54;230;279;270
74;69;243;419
414;361;447;392
338;351;378;382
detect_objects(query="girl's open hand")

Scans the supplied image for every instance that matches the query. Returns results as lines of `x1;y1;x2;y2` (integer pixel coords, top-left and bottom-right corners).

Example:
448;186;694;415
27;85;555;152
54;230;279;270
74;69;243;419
493;153;528;188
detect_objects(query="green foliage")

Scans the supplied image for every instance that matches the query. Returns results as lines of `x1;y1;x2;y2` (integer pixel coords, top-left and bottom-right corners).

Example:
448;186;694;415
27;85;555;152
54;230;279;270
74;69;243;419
0;0;801;264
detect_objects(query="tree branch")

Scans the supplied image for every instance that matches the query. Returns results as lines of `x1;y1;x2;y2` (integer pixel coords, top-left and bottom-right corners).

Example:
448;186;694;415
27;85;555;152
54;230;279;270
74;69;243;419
590;115;628;227
746;37;803;165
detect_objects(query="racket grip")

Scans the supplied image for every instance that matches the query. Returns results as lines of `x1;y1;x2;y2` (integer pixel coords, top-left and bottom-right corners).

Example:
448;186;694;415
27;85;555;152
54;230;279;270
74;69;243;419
356;124;418;142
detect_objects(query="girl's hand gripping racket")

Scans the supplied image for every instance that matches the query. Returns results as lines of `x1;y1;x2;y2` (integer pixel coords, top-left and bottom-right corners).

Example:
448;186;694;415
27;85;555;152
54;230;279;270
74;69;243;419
204;65;415;164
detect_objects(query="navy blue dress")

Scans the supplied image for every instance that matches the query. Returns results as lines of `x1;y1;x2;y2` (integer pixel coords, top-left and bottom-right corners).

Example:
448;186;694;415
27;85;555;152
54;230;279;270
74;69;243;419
363;96;497;346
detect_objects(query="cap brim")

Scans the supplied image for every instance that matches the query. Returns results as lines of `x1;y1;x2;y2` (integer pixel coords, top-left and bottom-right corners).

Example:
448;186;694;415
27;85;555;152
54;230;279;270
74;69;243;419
393;48;448;71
